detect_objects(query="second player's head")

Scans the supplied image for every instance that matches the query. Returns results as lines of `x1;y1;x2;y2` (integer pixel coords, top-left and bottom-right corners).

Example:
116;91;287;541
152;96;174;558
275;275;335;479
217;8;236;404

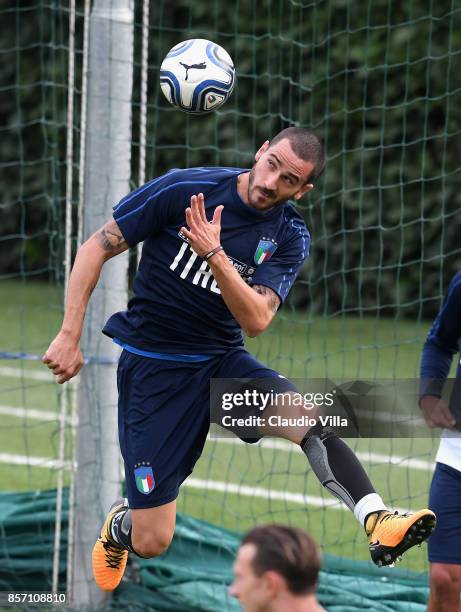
246;127;325;211
229;524;322;612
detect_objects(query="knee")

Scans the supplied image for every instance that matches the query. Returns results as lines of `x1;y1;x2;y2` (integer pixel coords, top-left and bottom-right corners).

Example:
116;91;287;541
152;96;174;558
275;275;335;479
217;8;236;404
430;565;460;599
132;530;174;558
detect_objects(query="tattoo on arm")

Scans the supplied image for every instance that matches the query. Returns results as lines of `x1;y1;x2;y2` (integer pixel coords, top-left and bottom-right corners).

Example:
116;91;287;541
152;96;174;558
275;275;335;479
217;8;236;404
97;219;127;253
252;284;281;314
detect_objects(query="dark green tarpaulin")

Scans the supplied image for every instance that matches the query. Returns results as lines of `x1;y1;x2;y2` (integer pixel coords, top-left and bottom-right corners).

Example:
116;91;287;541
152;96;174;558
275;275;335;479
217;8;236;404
0;490;429;611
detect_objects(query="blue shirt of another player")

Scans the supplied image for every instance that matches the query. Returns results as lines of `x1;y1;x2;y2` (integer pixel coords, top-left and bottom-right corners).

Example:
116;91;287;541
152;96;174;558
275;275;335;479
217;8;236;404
420;271;461;397
102;167;310;355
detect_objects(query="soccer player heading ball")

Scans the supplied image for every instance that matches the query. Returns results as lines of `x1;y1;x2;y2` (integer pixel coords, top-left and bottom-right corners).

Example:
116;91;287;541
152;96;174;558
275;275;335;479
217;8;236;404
43;127;435;592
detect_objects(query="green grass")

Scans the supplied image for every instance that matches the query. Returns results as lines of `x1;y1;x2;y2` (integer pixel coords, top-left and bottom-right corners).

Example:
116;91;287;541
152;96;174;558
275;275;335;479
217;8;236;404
0;280;441;573
0;280;63;356
247;311;433;379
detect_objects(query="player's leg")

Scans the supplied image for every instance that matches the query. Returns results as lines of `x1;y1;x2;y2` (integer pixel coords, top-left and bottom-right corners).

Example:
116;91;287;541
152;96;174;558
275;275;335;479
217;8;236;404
427;462;461;611
92;499;177;592
131;503;176;556
216;352;385;522
216;350;435;566
270;390;435;566
428;563;461;612
92;350;212;591
258;389;435;565
111;500;177;557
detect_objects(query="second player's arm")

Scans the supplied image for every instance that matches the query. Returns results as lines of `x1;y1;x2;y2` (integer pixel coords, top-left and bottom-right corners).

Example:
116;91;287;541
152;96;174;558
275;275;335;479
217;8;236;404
42;219;129;383
419;276;461;428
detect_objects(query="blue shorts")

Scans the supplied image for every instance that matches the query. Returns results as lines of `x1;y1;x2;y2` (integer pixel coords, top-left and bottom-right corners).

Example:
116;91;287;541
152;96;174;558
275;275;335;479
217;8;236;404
117;347;293;509
428;462;461;564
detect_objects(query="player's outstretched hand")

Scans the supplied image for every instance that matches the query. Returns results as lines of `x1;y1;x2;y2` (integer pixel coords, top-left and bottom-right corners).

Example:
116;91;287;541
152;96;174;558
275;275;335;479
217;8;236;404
181;193;224;258
420;395;456;429
42;330;84;384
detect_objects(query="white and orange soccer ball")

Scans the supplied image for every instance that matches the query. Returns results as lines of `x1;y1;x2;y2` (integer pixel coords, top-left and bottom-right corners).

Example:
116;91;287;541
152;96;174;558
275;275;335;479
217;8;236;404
160;38;236;114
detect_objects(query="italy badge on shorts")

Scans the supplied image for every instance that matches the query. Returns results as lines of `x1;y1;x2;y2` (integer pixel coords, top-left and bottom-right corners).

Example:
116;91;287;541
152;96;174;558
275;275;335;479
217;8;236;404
134;463;155;494
254;238;277;265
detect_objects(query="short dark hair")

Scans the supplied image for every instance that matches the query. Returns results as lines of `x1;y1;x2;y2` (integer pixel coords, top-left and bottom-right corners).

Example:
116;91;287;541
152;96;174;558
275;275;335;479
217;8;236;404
242;524;321;595
269;127;325;182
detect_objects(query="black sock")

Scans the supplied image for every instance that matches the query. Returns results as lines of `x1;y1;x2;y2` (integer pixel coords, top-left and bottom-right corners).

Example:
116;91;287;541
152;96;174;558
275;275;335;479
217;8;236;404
110;509;137;554
301;427;377;511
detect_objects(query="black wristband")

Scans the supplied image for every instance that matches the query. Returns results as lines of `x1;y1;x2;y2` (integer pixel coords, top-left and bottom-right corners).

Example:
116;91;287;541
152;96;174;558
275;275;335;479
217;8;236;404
204;245;224;261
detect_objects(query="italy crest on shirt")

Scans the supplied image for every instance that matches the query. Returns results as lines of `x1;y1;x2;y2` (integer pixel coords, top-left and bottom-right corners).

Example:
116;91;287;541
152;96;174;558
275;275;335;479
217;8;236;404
254;238;278;265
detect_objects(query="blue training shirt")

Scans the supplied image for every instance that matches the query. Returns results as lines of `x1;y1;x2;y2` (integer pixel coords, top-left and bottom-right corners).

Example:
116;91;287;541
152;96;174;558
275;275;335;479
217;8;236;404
420;271;461;397
102;167;310;355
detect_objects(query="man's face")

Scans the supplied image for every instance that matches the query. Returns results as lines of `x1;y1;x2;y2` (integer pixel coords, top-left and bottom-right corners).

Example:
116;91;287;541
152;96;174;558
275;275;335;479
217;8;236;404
247;138;315;210
229;544;272;612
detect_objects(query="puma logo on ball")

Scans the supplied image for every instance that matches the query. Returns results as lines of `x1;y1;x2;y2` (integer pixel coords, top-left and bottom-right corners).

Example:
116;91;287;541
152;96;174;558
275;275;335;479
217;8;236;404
179;61;207;81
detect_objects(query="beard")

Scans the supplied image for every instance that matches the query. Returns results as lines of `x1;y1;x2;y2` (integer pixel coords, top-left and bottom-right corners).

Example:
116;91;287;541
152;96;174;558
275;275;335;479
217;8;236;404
247;164;278;210
247;164;257;204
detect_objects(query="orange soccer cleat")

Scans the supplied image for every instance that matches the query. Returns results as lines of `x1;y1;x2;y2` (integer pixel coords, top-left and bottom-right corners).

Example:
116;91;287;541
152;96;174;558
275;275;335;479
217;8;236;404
92;499;129;591
367;508;436;567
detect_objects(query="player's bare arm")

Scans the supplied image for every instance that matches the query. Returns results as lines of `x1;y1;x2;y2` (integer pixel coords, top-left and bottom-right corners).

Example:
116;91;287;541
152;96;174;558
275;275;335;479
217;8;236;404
252;284;281;314
42;218;129;384
181;193;279;336
97;218;129;254
420;395;456;429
